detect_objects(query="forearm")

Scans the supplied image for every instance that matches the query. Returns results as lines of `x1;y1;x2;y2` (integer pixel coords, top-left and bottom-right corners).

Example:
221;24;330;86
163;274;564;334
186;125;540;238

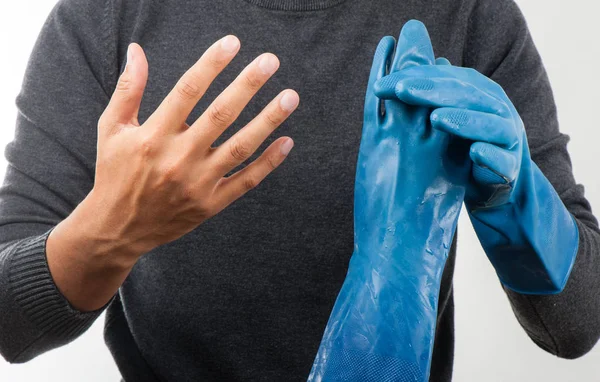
46;191;143;312
449;0;600;358
503;218;600;358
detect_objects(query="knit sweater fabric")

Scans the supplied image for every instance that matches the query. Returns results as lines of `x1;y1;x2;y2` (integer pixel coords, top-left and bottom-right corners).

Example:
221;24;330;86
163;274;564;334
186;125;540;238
1;0;599;381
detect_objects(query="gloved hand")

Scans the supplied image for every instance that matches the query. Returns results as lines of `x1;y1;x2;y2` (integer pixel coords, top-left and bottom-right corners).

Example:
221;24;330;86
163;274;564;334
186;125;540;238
373;57;579;294
308;20;470;382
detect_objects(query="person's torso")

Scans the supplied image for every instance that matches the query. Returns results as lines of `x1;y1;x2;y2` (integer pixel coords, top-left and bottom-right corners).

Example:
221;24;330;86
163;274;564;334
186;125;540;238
103;1;473;380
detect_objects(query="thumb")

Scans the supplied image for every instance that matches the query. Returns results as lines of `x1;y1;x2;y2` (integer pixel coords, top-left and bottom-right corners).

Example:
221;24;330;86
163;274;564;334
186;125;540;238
390;20;435;73
102;43;148;129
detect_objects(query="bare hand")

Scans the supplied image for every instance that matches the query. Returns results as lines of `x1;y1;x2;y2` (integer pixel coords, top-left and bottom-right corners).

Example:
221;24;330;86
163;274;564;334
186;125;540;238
87;36;298;266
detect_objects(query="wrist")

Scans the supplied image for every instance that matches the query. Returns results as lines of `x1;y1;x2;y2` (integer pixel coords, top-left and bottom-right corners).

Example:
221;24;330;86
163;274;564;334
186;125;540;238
55;191;142;272
468;161;580;294
45;192;145;311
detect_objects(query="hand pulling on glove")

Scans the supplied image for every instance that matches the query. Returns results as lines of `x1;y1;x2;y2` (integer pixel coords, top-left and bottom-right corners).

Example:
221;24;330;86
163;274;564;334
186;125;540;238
374;47;579;294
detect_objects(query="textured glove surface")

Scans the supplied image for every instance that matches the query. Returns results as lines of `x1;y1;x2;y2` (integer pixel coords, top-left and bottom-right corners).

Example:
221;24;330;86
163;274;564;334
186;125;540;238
374;52;579;294
308;20;469;382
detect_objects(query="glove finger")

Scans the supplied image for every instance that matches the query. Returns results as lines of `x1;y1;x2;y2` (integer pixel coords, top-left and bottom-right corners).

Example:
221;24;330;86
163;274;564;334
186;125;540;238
376;23;435;100
399;75;510;117
390;20;435;72
384;20;436;122
469;142;519;184
431;108;519;149
374;57;449;99
363;36;396;125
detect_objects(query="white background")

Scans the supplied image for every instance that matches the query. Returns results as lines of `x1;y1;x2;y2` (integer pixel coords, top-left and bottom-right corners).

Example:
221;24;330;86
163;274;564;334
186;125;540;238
0;1;599;381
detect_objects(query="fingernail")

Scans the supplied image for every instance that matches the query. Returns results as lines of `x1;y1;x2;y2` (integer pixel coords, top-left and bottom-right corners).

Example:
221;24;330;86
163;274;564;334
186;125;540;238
280;91;299;112
221;35;239;53
126;44;135;67
280;138;294;156
258;54;279;75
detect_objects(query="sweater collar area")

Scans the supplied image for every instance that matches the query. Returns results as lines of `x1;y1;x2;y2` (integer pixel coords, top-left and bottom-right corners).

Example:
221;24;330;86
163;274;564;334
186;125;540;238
242;0;348;11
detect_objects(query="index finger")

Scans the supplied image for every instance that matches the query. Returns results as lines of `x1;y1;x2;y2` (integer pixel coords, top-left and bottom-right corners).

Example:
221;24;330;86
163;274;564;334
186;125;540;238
148;35;241;132
374;66;512;117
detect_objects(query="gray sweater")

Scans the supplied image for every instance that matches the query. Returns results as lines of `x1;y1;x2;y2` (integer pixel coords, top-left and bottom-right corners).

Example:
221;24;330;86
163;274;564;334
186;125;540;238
1;0;599;381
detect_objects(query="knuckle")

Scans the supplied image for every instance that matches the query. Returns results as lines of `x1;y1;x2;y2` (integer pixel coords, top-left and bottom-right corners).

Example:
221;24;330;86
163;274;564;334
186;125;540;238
195;202;214;219
115;74;133;92
119;93;138;108
192;190;214;213
494;83;509;100
242;175;260;191
464;67;479;76
176;77;203;100
263;110;282;128
138;137;156;158
265;154;279;171
179;183;196;203
97;114;120;136
207;102;235;127
159;162;179;182
228;138;251;162
207;54;225;70
495;101;511;117
241;72;263;91
97;113;110;129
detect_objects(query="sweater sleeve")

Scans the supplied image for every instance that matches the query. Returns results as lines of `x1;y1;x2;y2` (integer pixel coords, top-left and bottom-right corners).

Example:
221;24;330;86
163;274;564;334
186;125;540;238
462;0;600;359
0;0;119;363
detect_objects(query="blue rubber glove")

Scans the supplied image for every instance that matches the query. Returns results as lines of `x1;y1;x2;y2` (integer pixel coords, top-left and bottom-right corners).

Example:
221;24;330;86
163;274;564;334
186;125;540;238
374;59;579;294
308;21;470;382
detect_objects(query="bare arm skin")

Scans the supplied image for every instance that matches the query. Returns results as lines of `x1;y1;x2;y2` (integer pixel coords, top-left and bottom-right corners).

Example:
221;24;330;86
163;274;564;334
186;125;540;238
46;38;299;312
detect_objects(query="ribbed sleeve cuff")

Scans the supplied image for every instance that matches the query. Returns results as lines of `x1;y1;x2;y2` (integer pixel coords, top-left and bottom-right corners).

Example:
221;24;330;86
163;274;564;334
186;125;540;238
8;228;105;341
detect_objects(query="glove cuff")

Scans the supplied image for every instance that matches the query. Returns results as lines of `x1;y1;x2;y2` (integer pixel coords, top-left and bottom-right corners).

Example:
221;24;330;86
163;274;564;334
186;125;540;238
468;161;579;295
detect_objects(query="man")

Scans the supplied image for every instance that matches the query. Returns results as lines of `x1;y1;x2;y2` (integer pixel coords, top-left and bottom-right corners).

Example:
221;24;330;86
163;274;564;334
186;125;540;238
0;0;598;381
